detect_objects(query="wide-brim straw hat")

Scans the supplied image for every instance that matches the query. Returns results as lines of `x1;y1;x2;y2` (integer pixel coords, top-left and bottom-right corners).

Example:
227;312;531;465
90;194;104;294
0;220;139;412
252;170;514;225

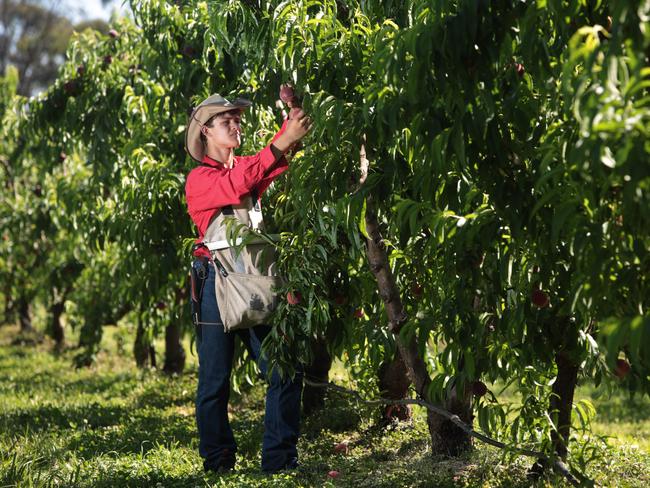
185;94;252;162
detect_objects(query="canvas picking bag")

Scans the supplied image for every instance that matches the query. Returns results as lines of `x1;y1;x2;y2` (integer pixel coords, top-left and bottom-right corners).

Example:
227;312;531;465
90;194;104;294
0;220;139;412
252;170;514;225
202;193;281;332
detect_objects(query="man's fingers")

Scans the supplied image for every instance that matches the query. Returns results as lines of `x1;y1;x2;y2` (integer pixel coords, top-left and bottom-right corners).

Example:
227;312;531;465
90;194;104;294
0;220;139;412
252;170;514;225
293;110;306;121
302;120;313;134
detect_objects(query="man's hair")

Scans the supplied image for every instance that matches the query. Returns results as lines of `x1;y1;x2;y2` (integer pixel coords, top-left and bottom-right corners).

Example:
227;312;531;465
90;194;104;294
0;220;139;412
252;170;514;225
200;108;243;146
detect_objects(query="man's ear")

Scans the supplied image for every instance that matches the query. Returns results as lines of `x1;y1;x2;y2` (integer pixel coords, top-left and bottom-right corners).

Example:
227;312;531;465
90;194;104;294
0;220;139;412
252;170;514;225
201;126;209;136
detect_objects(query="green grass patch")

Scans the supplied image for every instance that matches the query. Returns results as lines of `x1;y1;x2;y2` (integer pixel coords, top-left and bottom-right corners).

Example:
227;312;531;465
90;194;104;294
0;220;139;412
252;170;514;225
0;324;648;487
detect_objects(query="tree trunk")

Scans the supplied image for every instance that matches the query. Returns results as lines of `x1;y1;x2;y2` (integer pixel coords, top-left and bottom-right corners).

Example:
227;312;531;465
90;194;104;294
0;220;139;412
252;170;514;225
163;320;185;374
74;317;103;367
530;318;581;478
50;301;65;351
18;296;34;333
2;283;14;325
427;383;474;456
550;351;579;460
378;349;412;423
302;336;332;416
364;195;472;455
134;318;151;368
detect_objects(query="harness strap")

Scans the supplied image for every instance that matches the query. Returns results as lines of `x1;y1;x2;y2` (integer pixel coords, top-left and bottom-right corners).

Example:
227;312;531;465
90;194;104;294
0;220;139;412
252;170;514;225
203;234;280;251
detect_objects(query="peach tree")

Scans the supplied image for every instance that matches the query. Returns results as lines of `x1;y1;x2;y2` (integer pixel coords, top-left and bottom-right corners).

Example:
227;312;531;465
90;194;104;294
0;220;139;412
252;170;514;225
1;0;648;478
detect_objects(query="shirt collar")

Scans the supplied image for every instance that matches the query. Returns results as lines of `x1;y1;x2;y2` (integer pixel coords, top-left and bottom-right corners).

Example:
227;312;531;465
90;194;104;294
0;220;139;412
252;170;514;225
202;154;238;169
202;154;224;167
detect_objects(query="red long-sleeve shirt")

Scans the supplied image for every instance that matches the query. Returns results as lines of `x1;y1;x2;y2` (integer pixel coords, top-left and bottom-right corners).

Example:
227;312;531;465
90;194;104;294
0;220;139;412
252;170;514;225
185;121;289;258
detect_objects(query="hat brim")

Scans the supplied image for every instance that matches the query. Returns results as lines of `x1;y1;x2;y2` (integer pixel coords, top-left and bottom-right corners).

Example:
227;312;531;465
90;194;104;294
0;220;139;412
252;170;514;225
185;97;252;163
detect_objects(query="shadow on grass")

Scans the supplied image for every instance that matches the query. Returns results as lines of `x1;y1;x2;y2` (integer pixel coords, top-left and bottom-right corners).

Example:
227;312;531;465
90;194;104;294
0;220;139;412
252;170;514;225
87;468;294;488
2;372;138;398
0;403;129;434
64;374;139;395
320;443;548;488
88;473;206;488
61;404;266;461
133;383;195;410
587;392;650;424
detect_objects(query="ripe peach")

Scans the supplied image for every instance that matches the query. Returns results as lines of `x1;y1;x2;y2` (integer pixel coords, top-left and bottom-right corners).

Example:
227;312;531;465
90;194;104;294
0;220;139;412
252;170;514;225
287;291;302;305
279;84;295;103
471;381;488;397
411;283;423;298
531;289;549;308
614;358;631;379
333;441;349;455
514;62;525;77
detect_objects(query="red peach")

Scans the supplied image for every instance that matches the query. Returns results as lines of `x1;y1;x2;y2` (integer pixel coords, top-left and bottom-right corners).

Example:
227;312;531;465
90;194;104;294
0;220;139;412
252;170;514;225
531;289;549;308
614;358;631;379
279;84;295;103
287;291;302;305
63;81;77;95
471;381;488;397
514;62;525;77
333;441;349;455
411;283;423;297
182;45;196;58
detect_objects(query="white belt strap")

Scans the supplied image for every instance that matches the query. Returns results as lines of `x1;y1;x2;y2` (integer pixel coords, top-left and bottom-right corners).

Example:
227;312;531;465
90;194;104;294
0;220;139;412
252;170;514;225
204;234;279;251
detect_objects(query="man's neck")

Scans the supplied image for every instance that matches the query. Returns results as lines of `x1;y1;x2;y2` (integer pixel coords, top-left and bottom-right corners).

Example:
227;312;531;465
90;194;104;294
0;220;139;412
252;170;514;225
206;146;234;168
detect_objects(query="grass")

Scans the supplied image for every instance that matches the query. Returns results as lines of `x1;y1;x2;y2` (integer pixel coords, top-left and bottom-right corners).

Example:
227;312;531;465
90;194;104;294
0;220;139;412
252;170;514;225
0;323;649;487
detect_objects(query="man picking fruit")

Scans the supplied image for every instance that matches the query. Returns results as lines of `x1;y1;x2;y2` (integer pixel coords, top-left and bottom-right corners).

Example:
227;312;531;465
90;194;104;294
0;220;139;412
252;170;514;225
184;89;311;474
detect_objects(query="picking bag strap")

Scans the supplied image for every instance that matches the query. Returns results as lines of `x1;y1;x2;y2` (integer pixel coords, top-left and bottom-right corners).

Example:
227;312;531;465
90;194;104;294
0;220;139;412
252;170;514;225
251;187;260;211
222;187;258;214
204;234;280;251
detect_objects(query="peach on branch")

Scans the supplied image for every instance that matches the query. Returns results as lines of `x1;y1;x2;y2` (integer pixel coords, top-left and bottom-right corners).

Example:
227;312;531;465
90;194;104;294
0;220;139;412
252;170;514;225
531;289;549;308
614;358;631;379
287;291;302;305
471;381;488;397
279;84;295;103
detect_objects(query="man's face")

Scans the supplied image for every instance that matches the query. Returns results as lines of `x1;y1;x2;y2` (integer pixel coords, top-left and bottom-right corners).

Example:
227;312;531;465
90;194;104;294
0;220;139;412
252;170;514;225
203;112;242;148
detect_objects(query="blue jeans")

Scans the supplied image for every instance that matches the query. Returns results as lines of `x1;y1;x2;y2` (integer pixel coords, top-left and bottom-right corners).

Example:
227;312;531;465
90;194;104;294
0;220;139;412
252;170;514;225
195;259;303;472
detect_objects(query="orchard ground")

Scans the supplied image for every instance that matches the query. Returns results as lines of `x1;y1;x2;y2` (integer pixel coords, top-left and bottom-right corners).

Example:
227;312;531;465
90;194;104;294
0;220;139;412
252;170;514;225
0;324;648;488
